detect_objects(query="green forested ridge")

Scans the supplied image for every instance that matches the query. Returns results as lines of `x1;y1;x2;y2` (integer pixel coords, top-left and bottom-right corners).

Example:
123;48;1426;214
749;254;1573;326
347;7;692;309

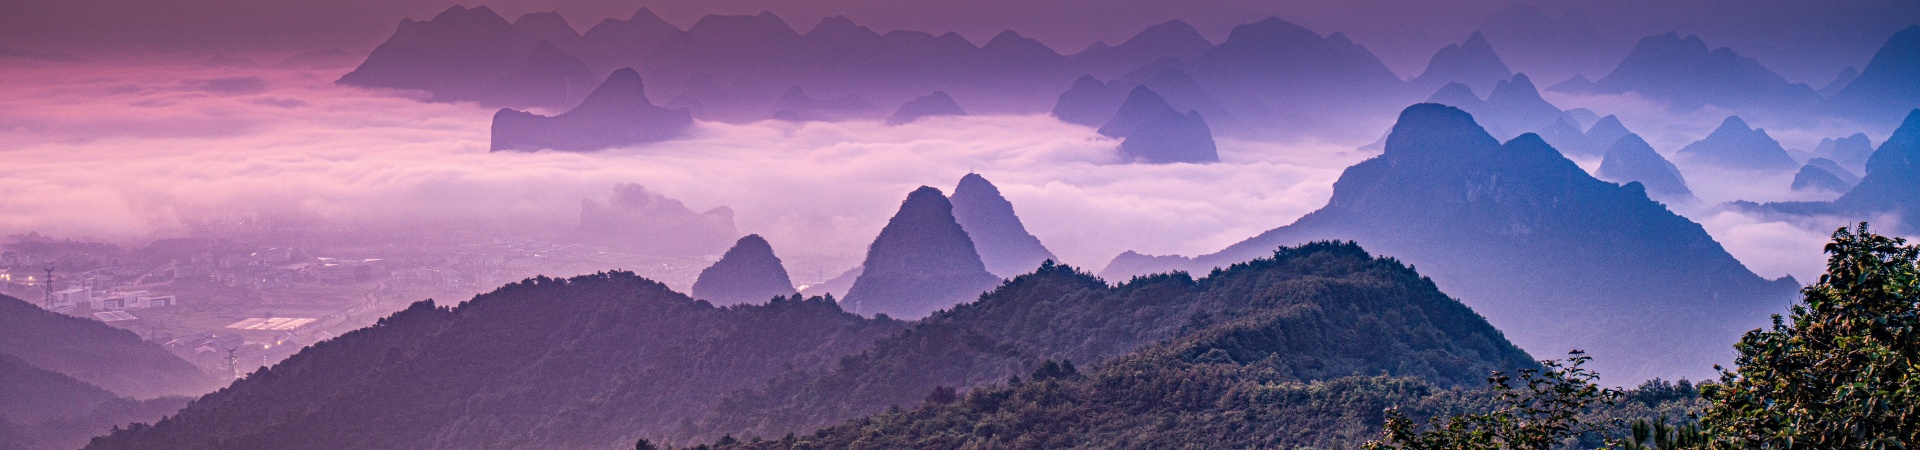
689;241;1538;443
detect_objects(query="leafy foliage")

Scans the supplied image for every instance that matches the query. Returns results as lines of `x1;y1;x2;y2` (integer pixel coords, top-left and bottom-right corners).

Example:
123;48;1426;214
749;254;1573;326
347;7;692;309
1364;352;1618;450
1698;223;1920;448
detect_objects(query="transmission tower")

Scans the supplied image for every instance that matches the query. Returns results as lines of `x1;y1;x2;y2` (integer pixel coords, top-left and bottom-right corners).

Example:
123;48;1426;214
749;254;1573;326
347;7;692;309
223;344;241;380
42;267;54;308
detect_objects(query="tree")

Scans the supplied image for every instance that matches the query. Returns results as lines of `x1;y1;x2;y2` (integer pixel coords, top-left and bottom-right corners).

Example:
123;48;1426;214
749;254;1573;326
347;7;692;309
634;438;658;450
1698;223;1920;448
1363;351;1618;450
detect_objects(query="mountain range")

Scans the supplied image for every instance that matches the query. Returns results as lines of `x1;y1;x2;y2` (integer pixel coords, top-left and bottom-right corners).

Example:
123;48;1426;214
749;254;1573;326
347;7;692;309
85;241;1535;449
1551;32;1820;112
1101;103;1800;382
82;273;907;450
1410;32;1513;95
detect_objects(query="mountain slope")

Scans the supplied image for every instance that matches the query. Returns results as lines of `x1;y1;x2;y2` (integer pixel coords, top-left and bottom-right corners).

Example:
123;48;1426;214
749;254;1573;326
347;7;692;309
842;187;1001;319
1597;133;1693;201
82;273;905;450
0;295;214;399
692;242;1535;442
1835;109;1920;232
1675;116;1799;171
949;174;1056;278
1562;32;1818;111
885;91;966;125
491;68;693;151
1829;25;1920;126
691;235;798;306
1101;103;1798;382
1411;32;1513;94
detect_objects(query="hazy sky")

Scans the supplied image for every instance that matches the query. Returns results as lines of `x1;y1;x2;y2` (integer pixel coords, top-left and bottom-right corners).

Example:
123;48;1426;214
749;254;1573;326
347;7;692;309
2;0;1915;82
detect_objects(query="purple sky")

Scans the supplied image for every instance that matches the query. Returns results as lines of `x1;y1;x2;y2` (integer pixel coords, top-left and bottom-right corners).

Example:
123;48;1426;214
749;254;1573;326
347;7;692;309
3;0;1915;82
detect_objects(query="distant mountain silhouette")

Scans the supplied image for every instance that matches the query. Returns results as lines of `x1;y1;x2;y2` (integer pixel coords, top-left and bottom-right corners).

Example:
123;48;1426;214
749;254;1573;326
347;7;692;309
1829;26;1920;127
949;174;1056;277
1597;133;1693;201
82;273;907;450
1051;75;1123;126
1052;67;1229;135
343;9;1423;140
1819;66;1859;98
1423;73;1566;141
1185;17;1408;136
491;40;598;107
575;183;738;257
885;91;966;125
0;295;215;399
491;68;692;151
1806;157;1861;186
1675;116;1800;171
1556;32;1819;111
1474;6;1624;84
1101;104;1798;382
771;86;880;122
691;235;798;306
1834;109;1920;231
340;6;594;108
577;8;681;72
1816;133;1876;170
1098;86;1219;163
1560;114;1635;157
842;187;1001;319
511;12;582;53
1411;32;1513;94
1070;20;1213;78
1792;164;1853;193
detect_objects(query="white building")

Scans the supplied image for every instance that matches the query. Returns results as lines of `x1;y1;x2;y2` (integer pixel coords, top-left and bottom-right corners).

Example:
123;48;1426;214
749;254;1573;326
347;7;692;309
92;290;179;311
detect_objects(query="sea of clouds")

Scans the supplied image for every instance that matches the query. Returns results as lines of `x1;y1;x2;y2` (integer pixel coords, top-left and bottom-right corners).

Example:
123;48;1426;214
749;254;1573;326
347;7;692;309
0;55;1893;285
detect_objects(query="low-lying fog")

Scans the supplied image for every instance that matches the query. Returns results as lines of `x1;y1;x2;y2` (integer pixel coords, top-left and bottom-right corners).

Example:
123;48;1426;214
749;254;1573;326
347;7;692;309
0;55;1888;286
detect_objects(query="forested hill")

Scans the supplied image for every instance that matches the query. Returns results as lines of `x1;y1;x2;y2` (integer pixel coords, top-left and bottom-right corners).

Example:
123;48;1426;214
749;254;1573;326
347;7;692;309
0;294;216;399
82;273;907;450
87;242;1531;449
685;241;1535;443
